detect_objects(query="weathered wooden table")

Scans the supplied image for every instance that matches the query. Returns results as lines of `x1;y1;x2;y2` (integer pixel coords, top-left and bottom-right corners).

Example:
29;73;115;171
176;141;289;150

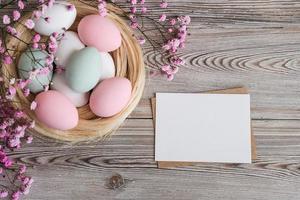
3;1;300;199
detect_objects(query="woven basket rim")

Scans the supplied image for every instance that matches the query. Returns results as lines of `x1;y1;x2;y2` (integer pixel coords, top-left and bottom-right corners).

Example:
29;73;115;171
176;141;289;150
1;0;146;142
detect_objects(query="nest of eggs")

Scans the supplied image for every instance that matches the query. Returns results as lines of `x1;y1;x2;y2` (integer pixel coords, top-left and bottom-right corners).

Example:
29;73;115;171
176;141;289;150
2;1;145;142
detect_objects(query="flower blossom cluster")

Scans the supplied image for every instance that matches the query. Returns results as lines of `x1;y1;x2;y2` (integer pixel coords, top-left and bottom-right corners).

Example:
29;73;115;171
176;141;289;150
0;102;34;199
98;0;191;80
0;0;64;199
0;0;190;199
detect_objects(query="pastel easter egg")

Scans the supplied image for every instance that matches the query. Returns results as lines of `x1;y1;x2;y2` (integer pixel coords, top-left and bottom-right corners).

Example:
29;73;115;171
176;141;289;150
33;1;77;36
34;90;79;130
18;49;53;94
54;31;85;67
89;77;132;117
51;73;89;107
78;15;121;52
99;52;115;81
65;47;101;93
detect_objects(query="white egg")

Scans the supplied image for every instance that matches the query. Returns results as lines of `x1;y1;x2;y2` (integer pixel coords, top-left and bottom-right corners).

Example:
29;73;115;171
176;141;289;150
33;1;77;36
99;52;116;81
55;31;85;68
50;73;89;107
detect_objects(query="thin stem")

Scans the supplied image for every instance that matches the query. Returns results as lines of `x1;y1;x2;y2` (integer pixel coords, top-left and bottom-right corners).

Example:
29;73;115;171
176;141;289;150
0;0;17;9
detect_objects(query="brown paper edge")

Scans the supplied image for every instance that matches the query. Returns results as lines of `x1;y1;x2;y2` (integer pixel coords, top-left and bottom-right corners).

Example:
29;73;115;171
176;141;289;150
151;87;257;169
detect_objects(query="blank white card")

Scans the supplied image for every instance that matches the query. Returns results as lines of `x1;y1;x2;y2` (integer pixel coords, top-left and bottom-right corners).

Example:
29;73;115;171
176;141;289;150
155;93;252;163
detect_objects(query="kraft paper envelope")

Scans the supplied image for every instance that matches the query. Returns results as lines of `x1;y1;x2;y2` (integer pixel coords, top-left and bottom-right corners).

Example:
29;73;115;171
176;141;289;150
151;87;256;168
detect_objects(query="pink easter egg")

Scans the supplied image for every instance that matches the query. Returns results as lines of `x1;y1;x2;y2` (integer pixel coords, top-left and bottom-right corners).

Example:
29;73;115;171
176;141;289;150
78;15;121;52
89;77;132;117
34;90;79;130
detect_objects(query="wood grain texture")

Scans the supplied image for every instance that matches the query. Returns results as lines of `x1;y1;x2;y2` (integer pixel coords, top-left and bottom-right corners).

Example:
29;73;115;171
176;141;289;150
2;0;300;199
10;119;300;200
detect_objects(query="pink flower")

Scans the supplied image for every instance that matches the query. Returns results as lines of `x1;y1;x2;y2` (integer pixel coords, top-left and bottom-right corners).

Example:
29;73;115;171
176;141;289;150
161;65;171;72
48;0;55;8
161;65;178;78
159;14;166;22
32;43;39;49
6;86;16;100
0;152;8;163
22;177;33;185
160;1;168;8
141;7;147;14
32;10;42;19
32;34;41;43
99;9;107;17
6;26;18;36
98;1;106;9
179;42;185;49
14;111;25;118
167;74;174;81
13;10;21;21
0;190;8;198
12;191;21;200
41;4;48;15
130;22;139;29
172;66;179;74
130;6;137;14
51;32;59;39
137;37;146;45
131;0;137;5
97;0;107;16
30;101;37;110
0;122;8;130
4;159;13;168
22;177;30;185
23;88;30;96
16;79;28;89
8;136;21;148
26;136;33;144
46;55;54;65
163;38;180;53
48;37;58;53
0;131;7;139
178;15;191;25
169;18;176;25
25;19;35;29
3;15;11;25
21;186;30;195
170;56;185;65
19;164;26;174
18;0;25;9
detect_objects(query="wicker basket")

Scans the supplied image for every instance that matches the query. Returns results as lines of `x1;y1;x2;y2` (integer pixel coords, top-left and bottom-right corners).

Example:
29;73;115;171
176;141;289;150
2;1;145;142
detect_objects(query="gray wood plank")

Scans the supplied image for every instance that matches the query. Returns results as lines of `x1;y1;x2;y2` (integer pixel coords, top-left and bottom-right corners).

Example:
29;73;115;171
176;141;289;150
1;1;300;199
9;119;300;200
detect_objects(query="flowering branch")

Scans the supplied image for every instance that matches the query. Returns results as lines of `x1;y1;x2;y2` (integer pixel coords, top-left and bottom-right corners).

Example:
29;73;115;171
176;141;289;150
84;0;191;80
0;0;190;199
